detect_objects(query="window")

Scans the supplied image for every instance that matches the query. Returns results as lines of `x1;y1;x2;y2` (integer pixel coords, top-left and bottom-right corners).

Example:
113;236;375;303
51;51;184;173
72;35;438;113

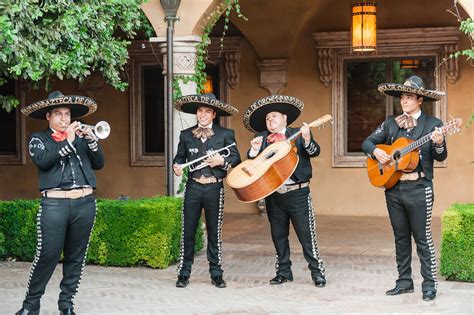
129;43;166;166
313;27;459;167
129;37;242;166
0;79;25;165
346;57;436;153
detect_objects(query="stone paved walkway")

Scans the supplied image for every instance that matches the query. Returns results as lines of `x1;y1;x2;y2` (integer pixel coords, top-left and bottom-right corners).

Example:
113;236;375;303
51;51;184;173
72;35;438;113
1;214;473;314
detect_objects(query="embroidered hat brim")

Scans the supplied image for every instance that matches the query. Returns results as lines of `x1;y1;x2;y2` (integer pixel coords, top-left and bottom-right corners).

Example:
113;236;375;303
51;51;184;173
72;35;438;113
21;95;97;119
174;94;238;116
243;95;304;133
378;83;445;102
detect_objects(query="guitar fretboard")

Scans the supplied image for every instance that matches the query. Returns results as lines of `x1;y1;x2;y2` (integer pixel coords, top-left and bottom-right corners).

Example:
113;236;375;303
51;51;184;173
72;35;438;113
400;132;434;157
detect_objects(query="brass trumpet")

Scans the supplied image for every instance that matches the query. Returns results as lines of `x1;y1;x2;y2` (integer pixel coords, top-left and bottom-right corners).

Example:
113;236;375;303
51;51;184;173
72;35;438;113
79;121;111;139
179;142;236;172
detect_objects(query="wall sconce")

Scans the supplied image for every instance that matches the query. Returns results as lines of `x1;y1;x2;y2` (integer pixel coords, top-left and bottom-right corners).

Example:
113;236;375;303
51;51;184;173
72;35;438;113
203;76;214;94
351;1;377;52
400;59;420;69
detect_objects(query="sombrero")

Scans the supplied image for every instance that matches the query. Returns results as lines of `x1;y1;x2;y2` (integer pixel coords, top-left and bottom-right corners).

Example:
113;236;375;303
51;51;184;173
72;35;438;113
243;95;304;133
378;75;445;102
21;91;97;119
174;94;238;116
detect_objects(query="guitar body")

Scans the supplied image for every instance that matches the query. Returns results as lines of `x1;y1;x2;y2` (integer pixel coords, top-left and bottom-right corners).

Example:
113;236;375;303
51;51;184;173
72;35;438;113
226;141;299;203
366;137;420;189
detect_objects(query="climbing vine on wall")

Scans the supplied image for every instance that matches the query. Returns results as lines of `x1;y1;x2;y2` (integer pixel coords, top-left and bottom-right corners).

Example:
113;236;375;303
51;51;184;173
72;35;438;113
173;0;247;101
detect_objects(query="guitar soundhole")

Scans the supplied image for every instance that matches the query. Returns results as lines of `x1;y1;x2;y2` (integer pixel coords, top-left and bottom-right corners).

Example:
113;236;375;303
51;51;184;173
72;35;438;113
265;151;276;159
392;150;401;160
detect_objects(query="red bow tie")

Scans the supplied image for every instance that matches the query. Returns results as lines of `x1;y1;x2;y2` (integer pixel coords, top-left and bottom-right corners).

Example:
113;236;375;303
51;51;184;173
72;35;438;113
267;133;286;143
51;131;67;142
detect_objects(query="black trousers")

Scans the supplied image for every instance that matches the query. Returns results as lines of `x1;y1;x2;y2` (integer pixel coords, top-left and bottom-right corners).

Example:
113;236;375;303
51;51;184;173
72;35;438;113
22;195;97;311
177;181;225;278
265;186;325;279
385;178;437;292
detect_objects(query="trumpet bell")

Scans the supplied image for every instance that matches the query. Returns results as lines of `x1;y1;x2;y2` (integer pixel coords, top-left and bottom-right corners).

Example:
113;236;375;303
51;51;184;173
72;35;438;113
94;121;111;139
80;121;111;139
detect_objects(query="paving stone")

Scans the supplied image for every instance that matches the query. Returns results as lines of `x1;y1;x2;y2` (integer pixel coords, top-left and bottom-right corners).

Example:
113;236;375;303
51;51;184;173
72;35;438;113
1;214;472;314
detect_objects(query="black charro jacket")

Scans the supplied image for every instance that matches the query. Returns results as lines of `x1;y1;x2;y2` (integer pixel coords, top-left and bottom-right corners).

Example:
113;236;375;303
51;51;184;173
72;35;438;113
173;124;241;179
247;127;320;183
361;111;447;181
28;129;105;191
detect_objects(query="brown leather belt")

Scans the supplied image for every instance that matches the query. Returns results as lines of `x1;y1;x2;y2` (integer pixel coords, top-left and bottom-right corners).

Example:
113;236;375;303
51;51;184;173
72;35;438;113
400;171;425;181
41;187;94;199
192;176;223;185
276;182;310;194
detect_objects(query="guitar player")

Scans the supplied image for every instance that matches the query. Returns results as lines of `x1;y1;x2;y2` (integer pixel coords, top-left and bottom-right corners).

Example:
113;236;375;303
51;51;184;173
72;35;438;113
361;76;447;301
243;95;327;288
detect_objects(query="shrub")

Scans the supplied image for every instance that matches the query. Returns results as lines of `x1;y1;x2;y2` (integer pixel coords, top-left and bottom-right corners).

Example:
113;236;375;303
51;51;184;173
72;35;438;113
440;203;474;282
0;231;5;260
0;197;204;269
0;199;39;261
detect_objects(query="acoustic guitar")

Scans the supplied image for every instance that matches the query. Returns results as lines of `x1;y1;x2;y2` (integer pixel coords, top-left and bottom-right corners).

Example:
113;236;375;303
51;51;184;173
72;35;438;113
366;118;462;189
227;115;332;203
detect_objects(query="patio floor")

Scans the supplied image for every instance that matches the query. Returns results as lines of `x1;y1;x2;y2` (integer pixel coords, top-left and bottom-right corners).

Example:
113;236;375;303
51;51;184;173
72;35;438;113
1;214;473;314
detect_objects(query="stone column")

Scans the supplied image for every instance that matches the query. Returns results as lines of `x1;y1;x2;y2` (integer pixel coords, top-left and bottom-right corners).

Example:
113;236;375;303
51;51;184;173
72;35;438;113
150;35;202;194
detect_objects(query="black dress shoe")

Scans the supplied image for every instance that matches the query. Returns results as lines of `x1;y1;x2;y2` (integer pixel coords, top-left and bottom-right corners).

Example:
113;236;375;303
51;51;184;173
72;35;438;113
386;285;414;296
422;290;436;301
313;275;326;287
60;308;76;315
15;308;39;315
176;275;189;288
270;274;293;285
211;275;227;288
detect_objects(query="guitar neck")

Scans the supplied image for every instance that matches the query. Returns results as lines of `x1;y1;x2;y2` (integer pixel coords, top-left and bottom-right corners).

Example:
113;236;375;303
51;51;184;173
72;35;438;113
287;130;302;142
400;131;436;157
286;114;332;143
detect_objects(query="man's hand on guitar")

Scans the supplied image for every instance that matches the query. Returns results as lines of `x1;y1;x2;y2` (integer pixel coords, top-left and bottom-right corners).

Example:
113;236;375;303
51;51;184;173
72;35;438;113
250;136;263;151
301;122;311;142
430;127;444;145
373;148;391;164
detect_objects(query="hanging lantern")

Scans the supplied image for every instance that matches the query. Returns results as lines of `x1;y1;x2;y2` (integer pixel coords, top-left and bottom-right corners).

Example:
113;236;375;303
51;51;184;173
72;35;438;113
351;1;377;52
202;76;214;94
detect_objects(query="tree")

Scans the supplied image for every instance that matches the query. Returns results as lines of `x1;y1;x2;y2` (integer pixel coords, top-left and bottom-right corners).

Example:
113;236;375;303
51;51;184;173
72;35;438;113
0;0;153;112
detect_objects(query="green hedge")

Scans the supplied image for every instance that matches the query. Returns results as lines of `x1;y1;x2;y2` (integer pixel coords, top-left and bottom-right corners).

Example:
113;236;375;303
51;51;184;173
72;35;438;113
0;231;5;260
440;203;474;282
0;197;204;269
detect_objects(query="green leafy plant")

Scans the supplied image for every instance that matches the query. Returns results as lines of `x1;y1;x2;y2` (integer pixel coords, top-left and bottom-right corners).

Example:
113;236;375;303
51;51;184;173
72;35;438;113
440;203;474;282
0;197;203;268
173;0;247;98
0;231;5;260
449;18;474;61
0;0;150;112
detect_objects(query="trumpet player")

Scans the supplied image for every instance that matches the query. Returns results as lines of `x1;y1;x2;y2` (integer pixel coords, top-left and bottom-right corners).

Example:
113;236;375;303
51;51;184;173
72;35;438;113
17;91;104;315
173;94;241;289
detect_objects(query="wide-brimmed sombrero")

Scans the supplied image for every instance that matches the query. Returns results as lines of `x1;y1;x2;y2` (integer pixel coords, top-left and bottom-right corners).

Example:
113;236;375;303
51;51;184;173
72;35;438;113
378;75;445;102
243;95;304;133
174;94;238;116
21;91;97;119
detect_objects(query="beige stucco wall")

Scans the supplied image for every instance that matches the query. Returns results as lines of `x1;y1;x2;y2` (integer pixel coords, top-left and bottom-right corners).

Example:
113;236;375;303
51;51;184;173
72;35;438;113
0;80;168;200
0;0;472;217
223;0;474;216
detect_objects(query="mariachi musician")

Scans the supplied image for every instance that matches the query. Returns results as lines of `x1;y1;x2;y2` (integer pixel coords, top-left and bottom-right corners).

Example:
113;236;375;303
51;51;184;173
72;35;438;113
172;94;241;288
362;76;447;301
243;95;326;287
16;91;105;315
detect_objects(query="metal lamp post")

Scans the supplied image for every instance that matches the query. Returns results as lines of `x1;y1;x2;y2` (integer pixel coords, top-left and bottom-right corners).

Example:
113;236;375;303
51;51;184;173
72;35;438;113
160;0;181;196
